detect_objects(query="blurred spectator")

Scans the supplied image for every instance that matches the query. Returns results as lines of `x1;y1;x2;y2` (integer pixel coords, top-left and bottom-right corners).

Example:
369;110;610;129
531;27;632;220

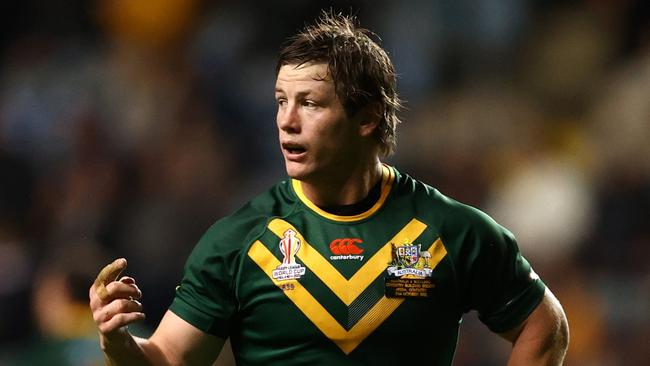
0;241;139;365
485;152;595;269
0;150;35;344
396;81;545;208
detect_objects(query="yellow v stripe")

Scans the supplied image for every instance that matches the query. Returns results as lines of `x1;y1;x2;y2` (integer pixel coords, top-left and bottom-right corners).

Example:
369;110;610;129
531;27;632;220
428;238;447;269
267;218;427;306
248;241;405;354
247;219;448;354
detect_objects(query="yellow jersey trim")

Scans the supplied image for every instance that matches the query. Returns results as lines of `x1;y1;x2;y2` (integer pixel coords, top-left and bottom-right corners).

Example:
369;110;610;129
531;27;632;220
291;165;395;222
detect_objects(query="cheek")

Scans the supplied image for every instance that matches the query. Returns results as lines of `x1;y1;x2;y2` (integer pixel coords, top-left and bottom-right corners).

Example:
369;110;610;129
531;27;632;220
304;110;356;153
312;123;342;145
315;129;357;159
275;109;282;128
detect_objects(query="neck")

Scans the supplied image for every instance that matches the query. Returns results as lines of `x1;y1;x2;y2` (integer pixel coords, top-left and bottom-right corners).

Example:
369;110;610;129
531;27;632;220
299;159;383;207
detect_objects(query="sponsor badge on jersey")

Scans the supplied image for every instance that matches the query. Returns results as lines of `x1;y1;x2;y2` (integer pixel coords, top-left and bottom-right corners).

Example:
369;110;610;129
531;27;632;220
328;238;364;261
384;242;435;299
272;229;306;281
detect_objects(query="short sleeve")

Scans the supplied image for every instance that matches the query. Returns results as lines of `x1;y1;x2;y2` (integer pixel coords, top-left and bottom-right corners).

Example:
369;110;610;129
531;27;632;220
169;223;238;338
457;210;546;333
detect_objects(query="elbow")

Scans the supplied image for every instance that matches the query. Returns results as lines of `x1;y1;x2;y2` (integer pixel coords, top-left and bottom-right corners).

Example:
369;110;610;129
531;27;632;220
539;291;570;364
519;289;571;364
553;305;570;358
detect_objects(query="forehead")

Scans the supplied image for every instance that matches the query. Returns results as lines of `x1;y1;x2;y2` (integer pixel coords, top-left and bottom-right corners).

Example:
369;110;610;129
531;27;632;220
275;63;332;90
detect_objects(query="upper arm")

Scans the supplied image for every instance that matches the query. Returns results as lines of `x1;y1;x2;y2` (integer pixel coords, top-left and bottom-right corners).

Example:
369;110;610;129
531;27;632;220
147;310;226;366
454;207;546;332
498;288;569;364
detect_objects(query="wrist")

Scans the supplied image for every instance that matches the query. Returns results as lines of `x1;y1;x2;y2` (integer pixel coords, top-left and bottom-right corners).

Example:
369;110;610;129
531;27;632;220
100;327;133;352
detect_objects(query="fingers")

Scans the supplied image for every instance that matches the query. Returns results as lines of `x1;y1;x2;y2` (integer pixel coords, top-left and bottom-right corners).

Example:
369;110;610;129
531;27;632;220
93;258;128;302
89;259;147;337
94;298;144;323
99;312;146;335
94;258;127;288
90;258;145;336
104;281;143;302
90;278;141;310
95;298;146;334
120;276;135;285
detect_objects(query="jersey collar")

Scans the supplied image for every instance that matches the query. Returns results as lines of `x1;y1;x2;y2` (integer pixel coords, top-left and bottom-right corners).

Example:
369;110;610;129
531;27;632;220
291;165;395;222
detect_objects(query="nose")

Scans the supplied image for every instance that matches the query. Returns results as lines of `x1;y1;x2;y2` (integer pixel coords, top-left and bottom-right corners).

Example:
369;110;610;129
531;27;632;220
277;103;300;133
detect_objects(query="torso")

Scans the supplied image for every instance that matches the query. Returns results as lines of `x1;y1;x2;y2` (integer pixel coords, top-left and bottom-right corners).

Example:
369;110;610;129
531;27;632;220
171;166;545;365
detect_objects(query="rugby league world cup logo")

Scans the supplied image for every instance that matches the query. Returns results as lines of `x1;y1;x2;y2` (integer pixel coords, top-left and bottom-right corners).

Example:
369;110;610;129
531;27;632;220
280;229;300;265
272;229;306;280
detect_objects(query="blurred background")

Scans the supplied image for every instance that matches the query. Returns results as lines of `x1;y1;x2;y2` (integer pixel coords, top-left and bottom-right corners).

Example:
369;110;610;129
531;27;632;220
0;0;648;365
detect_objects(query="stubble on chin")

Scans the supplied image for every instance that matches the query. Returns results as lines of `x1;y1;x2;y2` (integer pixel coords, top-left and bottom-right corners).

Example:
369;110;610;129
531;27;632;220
284;161;308;181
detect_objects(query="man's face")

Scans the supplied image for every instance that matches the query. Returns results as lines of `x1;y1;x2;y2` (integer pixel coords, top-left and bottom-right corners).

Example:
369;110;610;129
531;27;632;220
275;63;363;182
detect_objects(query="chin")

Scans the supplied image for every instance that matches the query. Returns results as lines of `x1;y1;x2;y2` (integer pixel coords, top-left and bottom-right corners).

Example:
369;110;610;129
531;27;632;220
284;162;309;180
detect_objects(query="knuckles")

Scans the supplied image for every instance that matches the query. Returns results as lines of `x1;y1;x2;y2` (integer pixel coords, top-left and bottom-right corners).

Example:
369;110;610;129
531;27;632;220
89;272;145;335
116;298;139;313
93;299;142;326
91;297;142;327
88;281;142;304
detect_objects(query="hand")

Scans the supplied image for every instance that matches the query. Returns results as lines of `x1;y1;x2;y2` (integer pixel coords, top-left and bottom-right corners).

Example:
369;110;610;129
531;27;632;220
89;258;145;341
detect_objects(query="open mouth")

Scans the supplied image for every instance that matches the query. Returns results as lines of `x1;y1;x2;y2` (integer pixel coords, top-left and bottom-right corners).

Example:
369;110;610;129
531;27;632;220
282;143;306;155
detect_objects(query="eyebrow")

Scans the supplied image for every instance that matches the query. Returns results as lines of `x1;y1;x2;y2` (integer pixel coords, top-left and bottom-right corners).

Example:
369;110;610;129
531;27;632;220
274;88;315;98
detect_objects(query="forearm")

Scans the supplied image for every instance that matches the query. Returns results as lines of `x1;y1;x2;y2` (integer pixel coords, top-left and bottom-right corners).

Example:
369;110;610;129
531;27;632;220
100;328;168;366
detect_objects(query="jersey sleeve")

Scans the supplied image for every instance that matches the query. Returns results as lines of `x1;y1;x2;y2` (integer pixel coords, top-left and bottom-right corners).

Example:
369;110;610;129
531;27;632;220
453;207;546;333
169;221;239;338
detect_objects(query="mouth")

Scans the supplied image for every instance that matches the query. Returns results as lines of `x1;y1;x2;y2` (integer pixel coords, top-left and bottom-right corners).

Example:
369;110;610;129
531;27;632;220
282;142;307;159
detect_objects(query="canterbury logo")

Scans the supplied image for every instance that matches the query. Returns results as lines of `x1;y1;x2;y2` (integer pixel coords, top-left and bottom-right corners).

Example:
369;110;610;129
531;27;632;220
329;238;364;261
330;238;364;255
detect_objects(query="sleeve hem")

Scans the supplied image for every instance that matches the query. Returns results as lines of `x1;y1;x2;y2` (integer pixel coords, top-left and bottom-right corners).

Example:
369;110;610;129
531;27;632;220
169;297;230;338
480;278;547;334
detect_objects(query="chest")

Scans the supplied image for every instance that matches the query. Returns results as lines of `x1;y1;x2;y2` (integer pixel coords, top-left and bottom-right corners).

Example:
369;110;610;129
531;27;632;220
235;215;461;356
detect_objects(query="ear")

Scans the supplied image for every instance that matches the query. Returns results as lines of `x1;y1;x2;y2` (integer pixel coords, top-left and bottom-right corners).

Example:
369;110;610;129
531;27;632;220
357;102;382;137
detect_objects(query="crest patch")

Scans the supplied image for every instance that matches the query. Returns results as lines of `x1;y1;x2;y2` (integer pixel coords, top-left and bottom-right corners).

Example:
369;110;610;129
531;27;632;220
385;242;435;298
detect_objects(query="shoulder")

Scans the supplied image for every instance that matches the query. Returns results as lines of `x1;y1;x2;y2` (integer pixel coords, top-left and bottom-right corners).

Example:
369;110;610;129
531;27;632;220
392;168;514;257
189;180;299;260
395;169;508;237
437;194;512;243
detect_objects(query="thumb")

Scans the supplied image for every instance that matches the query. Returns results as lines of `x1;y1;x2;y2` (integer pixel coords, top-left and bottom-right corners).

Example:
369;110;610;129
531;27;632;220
94;258;128;301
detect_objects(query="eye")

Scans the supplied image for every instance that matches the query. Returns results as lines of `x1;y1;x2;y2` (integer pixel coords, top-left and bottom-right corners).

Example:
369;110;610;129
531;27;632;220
276;98;287;107
302;100;318;109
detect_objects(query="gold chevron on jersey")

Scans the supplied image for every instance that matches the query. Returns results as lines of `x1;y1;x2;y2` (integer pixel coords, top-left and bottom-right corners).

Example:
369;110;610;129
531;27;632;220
247;218;448;354
267;218;428;305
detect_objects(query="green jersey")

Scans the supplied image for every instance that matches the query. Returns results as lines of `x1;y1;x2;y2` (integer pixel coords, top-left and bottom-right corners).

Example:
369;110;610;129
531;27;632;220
170;165;545;365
